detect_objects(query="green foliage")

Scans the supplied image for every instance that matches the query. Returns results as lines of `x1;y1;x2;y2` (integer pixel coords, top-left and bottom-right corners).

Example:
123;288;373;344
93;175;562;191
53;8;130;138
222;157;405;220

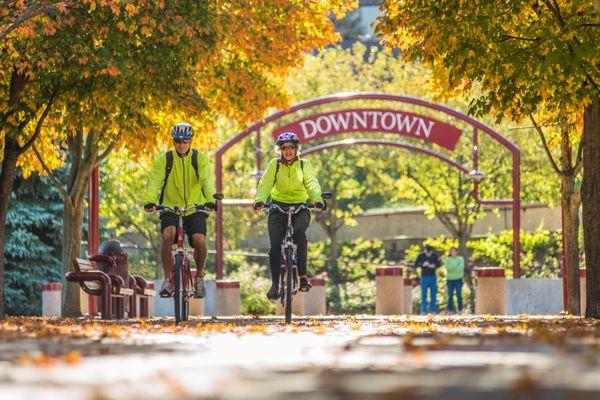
308;238;386;313
403;235;458;266
335;278;375;314
126;252;159;280
403;229;562;280
100;150;161;277
226;255;275;315
469;229;562;279
4;171;62;315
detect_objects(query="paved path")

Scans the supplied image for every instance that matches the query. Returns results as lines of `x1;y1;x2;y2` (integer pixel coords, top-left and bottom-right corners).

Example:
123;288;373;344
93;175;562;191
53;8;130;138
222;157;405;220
2;315;600;399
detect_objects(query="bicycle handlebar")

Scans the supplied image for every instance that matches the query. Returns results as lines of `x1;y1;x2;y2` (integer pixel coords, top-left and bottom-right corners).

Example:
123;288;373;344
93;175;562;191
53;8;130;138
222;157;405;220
267;202;321;215
155;205;211;216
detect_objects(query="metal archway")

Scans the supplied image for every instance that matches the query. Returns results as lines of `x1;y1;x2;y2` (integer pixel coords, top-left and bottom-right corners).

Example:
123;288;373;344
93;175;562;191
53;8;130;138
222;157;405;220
214;92;521;279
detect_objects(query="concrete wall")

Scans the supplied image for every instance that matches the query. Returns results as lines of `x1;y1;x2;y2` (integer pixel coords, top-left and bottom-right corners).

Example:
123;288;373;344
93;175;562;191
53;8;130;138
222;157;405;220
505;278;563;315
243;204;560;249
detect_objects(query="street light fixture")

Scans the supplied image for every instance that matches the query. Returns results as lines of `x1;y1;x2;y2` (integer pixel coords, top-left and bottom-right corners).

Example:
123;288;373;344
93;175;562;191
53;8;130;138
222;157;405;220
468;169;486;182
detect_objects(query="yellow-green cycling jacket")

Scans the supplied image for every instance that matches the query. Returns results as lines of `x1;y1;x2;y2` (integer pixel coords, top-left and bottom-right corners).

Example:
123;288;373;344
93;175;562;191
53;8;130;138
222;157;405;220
255;158;322;204
144;150;216;215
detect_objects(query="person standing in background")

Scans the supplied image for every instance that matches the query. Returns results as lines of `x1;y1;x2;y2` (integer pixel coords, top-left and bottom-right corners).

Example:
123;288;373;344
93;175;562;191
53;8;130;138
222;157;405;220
445;247;465;314
416;244;441;314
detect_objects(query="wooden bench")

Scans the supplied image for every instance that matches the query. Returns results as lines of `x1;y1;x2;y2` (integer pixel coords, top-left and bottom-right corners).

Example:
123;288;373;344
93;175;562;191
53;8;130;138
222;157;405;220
129;275;156;318
99;252;156;318
66;257;134;319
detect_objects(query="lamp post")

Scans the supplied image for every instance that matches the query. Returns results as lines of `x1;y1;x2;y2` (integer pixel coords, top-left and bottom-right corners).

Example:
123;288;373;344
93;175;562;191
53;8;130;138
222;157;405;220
468;169;486;183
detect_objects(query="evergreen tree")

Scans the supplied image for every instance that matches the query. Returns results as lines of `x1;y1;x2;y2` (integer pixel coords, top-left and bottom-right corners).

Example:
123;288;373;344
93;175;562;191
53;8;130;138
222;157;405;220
4;171;62;315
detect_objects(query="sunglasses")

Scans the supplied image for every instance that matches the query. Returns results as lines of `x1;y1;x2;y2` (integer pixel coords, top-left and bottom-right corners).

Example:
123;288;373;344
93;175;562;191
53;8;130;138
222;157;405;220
174;139;190;144
280;145;296;150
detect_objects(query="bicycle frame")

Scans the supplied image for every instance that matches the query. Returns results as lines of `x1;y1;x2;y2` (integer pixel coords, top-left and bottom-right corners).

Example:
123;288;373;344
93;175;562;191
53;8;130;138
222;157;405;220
156;205;208;324
269;203;310;324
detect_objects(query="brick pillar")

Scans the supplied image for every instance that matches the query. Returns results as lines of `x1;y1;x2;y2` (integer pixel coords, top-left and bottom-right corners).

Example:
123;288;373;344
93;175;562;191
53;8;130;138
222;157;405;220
42;282;62;317
147;282;155;317
475;268;506;315
305;278;326;315
188;271;204;316
375;266;404;315
580;269;586;316
403;278;413;314
215;280;240;316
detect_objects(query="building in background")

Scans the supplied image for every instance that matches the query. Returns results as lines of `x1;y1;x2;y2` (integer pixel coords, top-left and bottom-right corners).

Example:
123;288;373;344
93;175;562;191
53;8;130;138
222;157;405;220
334;0;382;47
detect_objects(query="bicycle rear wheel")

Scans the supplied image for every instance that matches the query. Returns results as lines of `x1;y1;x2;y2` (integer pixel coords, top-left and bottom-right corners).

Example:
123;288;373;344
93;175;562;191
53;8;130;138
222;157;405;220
284;247;294;324
174;254;185;324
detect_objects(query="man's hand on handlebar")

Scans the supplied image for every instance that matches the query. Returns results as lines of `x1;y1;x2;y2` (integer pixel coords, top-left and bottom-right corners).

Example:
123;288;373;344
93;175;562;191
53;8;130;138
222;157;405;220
144;203;156;212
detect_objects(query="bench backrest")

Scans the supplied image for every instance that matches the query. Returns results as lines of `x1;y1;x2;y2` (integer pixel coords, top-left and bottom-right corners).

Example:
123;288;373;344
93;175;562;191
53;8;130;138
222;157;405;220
74;258;101;291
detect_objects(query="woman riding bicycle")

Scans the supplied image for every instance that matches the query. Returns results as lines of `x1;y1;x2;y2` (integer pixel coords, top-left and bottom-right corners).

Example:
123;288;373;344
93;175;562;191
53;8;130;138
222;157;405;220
254;132;325;300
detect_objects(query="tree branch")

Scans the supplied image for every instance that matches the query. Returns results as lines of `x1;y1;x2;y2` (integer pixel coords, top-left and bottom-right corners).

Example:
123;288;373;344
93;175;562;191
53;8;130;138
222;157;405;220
31;144;69;200
20;88;57;153
574;128;584;175
406;168;458;236
0;1;81;41
97;130;122;164
529;114;563;176
494;34;540;43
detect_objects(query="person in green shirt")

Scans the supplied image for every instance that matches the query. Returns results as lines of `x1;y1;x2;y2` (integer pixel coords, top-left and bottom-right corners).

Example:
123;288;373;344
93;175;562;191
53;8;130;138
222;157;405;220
254;132;325;299
445;247;465;313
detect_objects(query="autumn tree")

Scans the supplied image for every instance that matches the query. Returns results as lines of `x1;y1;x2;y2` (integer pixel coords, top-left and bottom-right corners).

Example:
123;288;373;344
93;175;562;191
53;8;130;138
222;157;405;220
10;0;353;317
377;0;600;316
284;43;555;268
0;1;81;41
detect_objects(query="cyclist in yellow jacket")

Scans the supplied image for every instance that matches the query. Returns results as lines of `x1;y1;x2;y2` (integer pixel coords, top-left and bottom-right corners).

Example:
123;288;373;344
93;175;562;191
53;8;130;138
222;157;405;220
254;132;324;299
144;122;216;299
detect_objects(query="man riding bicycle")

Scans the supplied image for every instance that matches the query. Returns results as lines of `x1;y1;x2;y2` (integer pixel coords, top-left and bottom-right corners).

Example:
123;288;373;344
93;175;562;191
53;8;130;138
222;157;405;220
143;122;216;299
254;132;325;300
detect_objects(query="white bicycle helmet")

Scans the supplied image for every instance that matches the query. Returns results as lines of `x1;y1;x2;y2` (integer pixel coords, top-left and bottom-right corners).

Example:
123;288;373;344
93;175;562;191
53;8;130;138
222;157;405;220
171;122;194;140
276;132;300;146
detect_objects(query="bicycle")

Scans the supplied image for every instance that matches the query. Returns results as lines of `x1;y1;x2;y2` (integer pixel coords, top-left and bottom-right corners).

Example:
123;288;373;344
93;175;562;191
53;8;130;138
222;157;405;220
154;194;223;324
266;192;333;324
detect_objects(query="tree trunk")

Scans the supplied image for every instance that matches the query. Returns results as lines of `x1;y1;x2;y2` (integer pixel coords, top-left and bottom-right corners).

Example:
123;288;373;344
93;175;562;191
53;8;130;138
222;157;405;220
458;233;475;313
0;137;20;319
62;199;86;317
327;197;340;269
582;97;600;318
561;174;581;314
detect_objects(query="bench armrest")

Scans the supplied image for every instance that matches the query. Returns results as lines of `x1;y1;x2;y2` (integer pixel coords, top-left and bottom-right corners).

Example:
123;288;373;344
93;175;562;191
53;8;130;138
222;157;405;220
108;274;126;288
133;275;149;289
66;270;111;286
89;254;117;272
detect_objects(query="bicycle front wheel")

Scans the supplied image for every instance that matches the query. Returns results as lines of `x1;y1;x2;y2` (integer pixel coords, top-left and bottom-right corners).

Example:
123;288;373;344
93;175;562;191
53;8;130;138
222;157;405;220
284;247;294;324
174;254;185;324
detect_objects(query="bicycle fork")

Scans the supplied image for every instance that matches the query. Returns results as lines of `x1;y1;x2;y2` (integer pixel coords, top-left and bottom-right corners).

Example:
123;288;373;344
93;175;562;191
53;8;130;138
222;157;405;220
280;242;299;292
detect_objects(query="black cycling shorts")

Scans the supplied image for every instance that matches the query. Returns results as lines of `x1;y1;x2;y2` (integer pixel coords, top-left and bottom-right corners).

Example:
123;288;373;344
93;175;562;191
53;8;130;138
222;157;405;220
160;212;207;247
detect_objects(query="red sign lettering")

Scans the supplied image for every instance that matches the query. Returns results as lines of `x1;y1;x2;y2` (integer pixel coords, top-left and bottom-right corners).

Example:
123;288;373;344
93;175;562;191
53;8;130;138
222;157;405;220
272;109;463;151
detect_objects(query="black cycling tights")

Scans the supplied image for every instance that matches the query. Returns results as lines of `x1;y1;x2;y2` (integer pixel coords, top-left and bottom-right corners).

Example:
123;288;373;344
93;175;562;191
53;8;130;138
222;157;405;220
267;207;311;285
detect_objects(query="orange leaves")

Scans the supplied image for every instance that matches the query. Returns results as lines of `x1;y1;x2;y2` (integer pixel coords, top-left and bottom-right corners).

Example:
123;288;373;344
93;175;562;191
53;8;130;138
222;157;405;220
125;3;139;16
100;66;119;77
42;22;57;36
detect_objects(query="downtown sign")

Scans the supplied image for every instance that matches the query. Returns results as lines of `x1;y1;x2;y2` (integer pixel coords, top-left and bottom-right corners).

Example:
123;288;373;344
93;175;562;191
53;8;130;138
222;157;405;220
272;109;463;151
